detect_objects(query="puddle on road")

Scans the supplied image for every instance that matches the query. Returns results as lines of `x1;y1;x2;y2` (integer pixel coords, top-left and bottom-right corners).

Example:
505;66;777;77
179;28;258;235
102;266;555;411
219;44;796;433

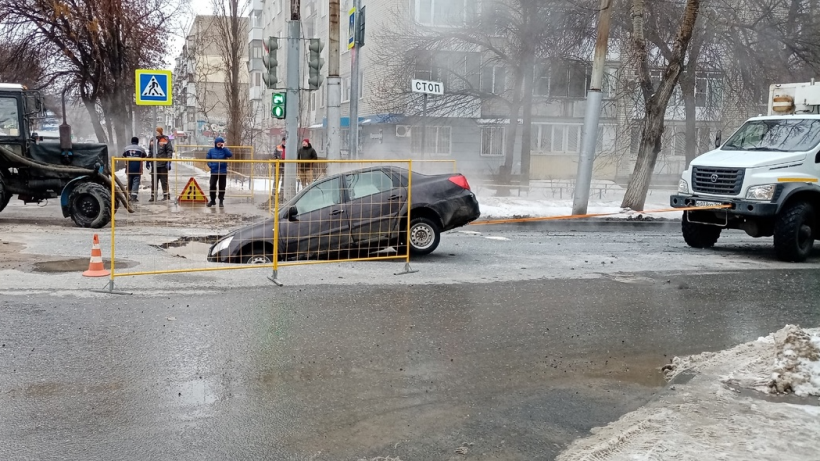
32;258;137;273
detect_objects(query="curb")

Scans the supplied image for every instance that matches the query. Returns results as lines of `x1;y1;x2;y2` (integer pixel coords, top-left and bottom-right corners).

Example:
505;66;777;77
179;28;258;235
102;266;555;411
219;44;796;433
470;218;681;232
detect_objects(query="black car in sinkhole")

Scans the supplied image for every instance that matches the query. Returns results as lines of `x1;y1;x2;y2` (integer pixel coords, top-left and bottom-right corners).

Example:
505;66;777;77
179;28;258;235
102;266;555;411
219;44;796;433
207;166;481;264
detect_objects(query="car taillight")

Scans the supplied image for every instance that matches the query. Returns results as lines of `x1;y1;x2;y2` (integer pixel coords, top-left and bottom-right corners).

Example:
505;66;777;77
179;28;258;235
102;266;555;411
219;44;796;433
449;175;471;190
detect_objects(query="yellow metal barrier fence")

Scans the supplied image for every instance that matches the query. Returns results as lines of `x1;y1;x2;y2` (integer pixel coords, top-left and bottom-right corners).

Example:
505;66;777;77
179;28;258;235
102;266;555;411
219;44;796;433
99;157;416;292
174;145;257;201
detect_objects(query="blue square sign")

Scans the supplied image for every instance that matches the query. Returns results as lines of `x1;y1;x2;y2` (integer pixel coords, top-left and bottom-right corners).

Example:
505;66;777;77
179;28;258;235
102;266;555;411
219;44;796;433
135;69;172;106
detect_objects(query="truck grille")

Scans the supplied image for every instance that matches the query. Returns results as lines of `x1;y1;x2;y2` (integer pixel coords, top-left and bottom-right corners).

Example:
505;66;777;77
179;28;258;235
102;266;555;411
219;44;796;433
692;167;745;195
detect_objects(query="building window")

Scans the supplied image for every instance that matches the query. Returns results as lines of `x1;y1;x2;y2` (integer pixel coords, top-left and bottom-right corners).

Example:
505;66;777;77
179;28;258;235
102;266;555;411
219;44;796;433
342;77;350;102
532;124;582;155
480;65;506;95
415;0;476;27
413;52;477;91
310;92;316;111
549;62;589;98
320;87;325;108
412;126;451;156
695;72;723;107
480;126;504;156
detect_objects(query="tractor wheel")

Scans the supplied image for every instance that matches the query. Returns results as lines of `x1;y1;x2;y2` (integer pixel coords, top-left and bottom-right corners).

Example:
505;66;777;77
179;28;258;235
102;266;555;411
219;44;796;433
69;182;112;228
0;174;10;213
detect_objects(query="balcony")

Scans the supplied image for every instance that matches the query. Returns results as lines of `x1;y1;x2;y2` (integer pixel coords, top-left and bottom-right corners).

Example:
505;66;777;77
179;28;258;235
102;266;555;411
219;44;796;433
248;26;263;44
250;0;263;14
250;86;264;102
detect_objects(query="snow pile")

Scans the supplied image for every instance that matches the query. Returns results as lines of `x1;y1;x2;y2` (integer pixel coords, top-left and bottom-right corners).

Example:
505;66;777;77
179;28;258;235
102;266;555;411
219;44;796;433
768;324;820;396
558;325;820;460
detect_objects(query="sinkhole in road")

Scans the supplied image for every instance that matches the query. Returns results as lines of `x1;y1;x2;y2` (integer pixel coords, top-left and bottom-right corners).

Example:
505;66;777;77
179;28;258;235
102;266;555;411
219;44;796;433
152;235;223;249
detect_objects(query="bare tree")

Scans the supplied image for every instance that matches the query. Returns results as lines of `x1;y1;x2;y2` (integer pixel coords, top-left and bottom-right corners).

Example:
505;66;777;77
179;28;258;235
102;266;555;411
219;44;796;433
620;0;701;211
0;0;180;148
211;0;249;147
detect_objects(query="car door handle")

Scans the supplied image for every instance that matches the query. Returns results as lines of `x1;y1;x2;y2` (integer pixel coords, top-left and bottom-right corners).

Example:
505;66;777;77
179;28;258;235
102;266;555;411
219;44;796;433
389;195;402;201
330;209;345;216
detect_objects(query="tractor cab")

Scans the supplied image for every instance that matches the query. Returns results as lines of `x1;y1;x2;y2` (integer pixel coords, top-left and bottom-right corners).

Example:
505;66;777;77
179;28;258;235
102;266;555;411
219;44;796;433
0;83;45;148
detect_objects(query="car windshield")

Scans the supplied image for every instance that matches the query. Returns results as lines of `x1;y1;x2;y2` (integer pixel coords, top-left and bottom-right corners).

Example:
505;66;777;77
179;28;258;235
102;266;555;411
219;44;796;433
722;119;820;153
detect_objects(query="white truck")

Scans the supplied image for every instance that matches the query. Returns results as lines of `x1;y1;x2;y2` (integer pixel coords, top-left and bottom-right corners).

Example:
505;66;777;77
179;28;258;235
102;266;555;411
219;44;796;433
670;80;820;261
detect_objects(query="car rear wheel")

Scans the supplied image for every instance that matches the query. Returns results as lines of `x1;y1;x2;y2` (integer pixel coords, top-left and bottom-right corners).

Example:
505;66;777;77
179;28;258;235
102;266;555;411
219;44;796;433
409;217;441;256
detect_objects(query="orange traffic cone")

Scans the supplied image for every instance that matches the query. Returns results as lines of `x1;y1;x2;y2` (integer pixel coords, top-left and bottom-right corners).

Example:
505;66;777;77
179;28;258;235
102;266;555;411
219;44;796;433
82;234;110;277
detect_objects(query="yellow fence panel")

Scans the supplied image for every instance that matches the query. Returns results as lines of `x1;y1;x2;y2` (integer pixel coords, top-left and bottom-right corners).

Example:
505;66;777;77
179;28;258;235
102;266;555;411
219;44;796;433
174;145;257;200
100;158;416;292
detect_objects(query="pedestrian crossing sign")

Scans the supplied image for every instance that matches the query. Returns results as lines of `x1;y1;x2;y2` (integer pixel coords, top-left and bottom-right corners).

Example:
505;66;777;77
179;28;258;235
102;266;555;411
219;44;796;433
135;69;172;106
178;177;208;203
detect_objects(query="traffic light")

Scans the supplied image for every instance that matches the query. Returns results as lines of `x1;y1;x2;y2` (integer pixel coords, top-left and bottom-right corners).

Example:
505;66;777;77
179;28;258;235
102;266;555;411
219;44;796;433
262;37;279;89
307;39;325;90
272;92;286;119
358;6;366;47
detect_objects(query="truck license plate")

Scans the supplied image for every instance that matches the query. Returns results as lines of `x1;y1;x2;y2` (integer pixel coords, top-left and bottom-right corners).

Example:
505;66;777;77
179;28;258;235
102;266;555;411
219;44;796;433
695;200;721;207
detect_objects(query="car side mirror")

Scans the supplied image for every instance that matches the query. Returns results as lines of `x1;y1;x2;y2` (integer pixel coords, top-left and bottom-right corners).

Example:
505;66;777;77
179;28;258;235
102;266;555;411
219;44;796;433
286;206;298;221
714;130;722;148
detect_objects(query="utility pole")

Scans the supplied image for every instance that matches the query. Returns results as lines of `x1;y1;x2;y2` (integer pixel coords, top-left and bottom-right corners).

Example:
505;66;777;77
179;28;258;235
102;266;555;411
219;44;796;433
152;106;158;200
327;0;341;162
572;0;612;215
284;0;302;200
348;0;361;159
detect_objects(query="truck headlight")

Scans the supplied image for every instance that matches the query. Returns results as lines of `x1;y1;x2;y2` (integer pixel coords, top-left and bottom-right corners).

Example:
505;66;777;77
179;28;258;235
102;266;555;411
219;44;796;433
678;179;690;194
746;184;777;201
210;236;233;255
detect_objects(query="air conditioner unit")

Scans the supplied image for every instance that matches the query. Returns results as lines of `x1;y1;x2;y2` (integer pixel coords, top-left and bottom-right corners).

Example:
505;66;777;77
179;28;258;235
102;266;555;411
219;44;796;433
396;125;411;137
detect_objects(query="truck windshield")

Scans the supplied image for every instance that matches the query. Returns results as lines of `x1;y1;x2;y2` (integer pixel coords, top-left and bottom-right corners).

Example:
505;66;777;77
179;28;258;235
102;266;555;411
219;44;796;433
0;97;20;136
722;119;820;153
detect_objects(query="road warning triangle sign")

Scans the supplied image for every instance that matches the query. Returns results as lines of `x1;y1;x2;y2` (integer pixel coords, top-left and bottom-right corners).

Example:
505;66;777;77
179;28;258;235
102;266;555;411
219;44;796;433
178;177;208;203
142;76;166;97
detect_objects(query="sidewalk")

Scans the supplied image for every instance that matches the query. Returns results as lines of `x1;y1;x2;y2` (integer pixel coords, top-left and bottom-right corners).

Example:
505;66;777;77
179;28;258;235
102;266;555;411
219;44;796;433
557;325;820;460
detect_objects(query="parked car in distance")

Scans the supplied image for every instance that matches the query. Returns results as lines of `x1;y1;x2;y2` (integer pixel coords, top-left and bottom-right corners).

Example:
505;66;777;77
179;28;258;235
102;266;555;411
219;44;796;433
207;166;481;264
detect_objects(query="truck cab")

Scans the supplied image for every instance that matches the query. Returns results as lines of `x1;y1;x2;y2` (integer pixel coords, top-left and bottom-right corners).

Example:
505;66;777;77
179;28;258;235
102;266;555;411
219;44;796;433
670;81;820;262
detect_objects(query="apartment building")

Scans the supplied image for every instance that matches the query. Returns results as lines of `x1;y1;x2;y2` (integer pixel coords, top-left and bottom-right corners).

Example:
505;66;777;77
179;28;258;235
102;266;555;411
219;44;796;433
248;1;739;183
174;15;249;146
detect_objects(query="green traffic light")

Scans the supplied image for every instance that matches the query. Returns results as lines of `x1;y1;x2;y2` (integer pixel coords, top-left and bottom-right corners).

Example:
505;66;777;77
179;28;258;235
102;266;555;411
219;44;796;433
272;92;286;119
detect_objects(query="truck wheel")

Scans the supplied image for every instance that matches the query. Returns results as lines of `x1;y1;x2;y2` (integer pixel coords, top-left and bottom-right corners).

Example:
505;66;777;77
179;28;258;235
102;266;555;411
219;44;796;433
0;175;9;213
774;201;815;262
408;217;441;256
69;182;112;228
682;212;722;248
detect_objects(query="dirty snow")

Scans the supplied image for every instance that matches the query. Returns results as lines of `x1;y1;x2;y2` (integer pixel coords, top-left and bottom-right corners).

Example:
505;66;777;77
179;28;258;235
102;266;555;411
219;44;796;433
558;325;820;461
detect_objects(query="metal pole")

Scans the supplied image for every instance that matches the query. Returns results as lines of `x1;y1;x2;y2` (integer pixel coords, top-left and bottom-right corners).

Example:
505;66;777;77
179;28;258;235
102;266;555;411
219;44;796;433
327;0;341;163
572;0;612;215
284;3;302;200
152;106;158;200
349;0;361;159
420;93;427;158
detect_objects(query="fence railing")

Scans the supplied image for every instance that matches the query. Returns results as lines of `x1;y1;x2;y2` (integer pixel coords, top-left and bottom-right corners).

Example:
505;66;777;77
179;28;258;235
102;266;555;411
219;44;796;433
100;157;417;292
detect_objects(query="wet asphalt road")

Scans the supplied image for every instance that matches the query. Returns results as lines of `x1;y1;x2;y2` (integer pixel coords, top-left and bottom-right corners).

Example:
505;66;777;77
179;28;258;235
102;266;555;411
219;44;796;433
2;268;820;460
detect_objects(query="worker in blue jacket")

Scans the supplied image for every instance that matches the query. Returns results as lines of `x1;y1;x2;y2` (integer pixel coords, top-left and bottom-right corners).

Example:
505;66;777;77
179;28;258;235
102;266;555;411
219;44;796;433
206;137;233;208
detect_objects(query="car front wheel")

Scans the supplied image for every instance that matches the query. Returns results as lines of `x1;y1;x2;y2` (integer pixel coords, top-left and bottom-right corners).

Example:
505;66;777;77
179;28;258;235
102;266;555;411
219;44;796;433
408;217;441;256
